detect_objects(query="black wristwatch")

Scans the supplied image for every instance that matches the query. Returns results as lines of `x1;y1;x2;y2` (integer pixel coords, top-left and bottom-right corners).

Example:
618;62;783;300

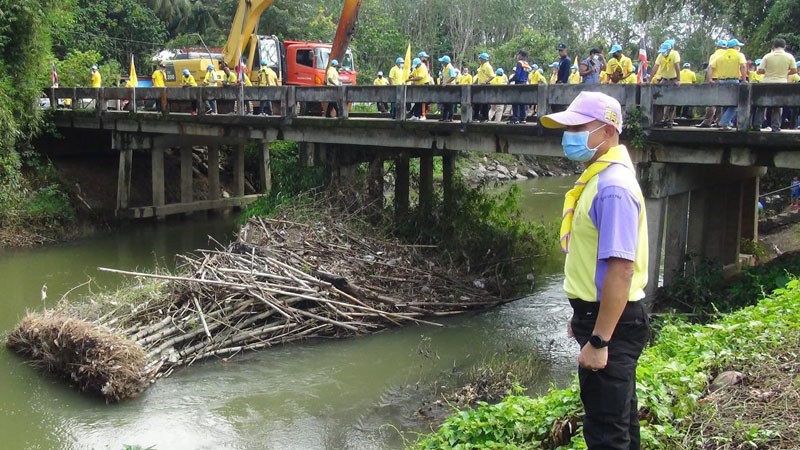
589;335;610;349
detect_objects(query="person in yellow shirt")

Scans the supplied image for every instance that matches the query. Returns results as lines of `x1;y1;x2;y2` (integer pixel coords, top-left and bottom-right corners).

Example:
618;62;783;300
650;41;681;127
406;57;430;120
749;59;763;83
529;65;547;84
325;59;341;118
181;68;198;115
677;63;698;118
388;57;404;118
489;68;507;122
474;52;494;121
258;61;278;115
789;62;800;83
754;38;798;131
373;70;389;113
711;39;747;129
549;62;559;84
437;55;457;121
697;39;729;128
568;64;581;84
458;67;472;84
91;65;102;87
149;62;166;112
203;63;219;115
606;45;634;84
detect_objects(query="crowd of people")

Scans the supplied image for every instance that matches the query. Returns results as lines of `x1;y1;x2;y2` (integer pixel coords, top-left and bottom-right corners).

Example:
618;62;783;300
371;38;799;129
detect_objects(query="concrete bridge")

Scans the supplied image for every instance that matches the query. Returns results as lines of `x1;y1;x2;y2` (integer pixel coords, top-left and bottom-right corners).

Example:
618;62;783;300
47;83;800;294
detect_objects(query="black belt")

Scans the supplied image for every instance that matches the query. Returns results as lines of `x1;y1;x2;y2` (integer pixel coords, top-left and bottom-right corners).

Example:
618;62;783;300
569;298;647;322
719;78;739;80
660;77;677;81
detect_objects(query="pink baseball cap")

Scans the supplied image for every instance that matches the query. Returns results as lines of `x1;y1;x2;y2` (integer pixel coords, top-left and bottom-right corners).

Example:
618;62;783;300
541;91;623;133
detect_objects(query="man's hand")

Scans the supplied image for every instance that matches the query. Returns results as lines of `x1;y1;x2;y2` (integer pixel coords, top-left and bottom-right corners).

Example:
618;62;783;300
578;343;608;370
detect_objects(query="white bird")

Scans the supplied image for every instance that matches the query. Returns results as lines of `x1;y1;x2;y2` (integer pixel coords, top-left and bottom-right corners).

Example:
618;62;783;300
773;244;783;256
40;284;47;303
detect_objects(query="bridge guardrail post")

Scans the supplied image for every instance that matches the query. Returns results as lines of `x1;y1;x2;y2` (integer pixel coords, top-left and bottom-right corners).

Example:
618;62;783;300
49;88;57;111
283;86;296;123
396;85;407;121
339;85;349;119
736;82;752;133
639;84;653;130
96;88;106;117
461;85;472;125
536;84;549;135
198;88;206;117
71;88;77;112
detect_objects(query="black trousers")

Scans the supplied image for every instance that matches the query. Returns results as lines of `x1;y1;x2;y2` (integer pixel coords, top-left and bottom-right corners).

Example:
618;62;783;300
441;102;454;120
570;299;649;450
326;101;340;118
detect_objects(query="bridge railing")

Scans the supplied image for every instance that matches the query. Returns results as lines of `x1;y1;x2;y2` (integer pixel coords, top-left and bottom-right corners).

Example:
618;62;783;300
48;83;800;131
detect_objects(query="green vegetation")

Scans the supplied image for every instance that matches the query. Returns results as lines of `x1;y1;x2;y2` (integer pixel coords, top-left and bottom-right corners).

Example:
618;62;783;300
411;277;800;449
0;0;77;246
656;252;800;317
239;141;325;220
395;180;558;295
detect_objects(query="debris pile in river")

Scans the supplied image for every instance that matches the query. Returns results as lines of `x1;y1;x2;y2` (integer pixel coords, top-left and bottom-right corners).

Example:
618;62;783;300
6;211;503;401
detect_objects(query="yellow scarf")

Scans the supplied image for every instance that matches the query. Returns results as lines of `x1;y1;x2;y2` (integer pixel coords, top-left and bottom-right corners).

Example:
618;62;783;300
560;145;634;253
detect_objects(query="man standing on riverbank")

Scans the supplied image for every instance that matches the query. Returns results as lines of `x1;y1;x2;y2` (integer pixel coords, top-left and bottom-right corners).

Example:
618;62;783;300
541;91;650;450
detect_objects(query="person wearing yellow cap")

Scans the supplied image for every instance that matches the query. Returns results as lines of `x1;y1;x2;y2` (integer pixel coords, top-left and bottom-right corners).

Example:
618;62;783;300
540;91;648;450
258;60;278;115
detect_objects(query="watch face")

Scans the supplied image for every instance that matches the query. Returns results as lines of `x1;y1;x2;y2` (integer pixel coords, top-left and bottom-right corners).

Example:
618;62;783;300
590;335;607;348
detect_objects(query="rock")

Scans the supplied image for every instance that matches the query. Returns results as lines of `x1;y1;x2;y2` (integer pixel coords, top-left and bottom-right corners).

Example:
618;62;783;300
515;173;527;180
496;172;509;180
709;371;746;393
477;163;486;172
487;165;497;171
526;169;539;178
496;164;510;175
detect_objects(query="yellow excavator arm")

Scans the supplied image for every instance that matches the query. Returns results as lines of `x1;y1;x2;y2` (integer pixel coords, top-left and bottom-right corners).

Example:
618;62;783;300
222;0;276;69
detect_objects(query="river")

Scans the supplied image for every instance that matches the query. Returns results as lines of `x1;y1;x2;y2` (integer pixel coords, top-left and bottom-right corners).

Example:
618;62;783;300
0;176;576;450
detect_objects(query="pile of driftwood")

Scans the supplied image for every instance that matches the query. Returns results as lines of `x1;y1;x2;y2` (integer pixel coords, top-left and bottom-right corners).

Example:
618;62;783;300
7;213;504;401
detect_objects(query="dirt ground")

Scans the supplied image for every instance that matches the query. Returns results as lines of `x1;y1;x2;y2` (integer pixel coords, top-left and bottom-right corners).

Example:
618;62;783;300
759;222;800;260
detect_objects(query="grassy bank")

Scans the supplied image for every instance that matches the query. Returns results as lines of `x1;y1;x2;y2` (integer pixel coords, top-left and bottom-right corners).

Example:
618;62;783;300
410;277;800;449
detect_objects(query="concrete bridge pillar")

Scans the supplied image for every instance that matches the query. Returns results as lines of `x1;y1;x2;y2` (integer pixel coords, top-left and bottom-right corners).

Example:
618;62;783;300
258;141;272;195
639;162;766;299
151;147;165;220
395;153;410;224
234;144;246;198
442;150;457;213
419;153;434;218
208;146;221;202
180;147;194;210
113;132;133;215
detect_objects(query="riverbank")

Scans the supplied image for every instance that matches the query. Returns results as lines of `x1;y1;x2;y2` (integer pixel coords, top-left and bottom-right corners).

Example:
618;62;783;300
410;277;800;449
457;153;581;184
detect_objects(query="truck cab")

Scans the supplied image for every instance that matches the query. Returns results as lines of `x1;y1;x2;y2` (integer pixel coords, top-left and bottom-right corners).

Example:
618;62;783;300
283;41;357;86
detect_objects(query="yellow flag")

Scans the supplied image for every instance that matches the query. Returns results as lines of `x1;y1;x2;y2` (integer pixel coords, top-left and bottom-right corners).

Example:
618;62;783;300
403;43;411;83
128;55;138;87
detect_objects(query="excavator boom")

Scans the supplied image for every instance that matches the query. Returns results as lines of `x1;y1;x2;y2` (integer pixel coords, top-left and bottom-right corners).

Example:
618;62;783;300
328;0;362;70
222;0;276;69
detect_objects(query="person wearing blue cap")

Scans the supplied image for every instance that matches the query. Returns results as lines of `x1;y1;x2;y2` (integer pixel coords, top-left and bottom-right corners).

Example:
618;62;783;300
203;63;219;115
388;58;405;118
474;52;494;121
696;39;729;128
325;59;341;118
606;44;634;84
182;68;198;114
438;55;457;121
710;39;747;130
407;57;430;120
488;68;508;122
753;38;798;132
650;40;681;127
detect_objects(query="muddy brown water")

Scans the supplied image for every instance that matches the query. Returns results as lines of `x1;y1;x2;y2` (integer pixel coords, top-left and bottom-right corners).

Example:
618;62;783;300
1;177;577;450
